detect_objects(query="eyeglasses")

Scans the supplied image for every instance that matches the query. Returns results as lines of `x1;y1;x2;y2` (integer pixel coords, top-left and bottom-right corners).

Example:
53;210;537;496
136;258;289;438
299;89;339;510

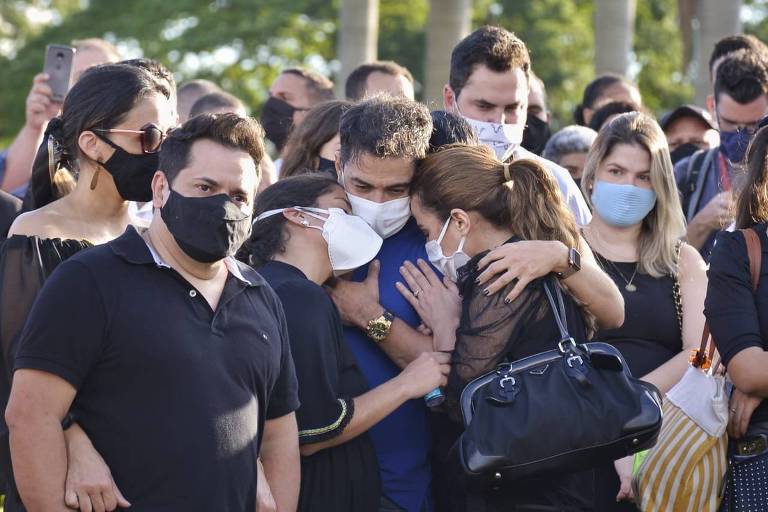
93;123;168;154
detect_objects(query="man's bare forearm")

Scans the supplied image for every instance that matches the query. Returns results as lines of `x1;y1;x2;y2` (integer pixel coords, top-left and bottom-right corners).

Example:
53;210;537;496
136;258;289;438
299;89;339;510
8;415;69;511
3;124;44;192
261;413;300;511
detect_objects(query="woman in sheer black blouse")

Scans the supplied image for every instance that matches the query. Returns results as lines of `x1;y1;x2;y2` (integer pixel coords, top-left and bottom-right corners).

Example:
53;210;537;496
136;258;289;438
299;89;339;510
397;145;625;511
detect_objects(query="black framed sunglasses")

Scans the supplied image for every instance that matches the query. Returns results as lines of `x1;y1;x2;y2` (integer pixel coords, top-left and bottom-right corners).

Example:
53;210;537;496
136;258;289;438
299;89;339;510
93;123;168;154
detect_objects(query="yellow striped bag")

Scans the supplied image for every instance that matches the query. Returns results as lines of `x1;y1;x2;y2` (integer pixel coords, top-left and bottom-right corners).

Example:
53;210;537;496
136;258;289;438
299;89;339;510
632;389;728;512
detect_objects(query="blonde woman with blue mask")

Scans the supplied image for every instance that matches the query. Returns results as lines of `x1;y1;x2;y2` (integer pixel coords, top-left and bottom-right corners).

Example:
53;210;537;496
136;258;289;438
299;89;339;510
580;112;708;509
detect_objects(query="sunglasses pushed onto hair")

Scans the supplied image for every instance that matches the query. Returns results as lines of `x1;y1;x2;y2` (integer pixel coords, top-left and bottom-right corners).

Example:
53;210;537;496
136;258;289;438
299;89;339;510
93;123;168;154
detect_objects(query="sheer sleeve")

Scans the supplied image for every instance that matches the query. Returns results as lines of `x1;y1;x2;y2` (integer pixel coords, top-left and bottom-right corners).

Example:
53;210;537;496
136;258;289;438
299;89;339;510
0;236;92;374
445;276;546;423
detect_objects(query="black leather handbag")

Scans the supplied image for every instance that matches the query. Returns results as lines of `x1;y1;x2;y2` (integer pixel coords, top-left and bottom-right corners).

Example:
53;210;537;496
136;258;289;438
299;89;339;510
455;279;663;489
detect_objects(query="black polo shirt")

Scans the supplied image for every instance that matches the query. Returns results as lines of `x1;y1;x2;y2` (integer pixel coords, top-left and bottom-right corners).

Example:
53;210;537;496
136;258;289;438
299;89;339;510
14;226;299;511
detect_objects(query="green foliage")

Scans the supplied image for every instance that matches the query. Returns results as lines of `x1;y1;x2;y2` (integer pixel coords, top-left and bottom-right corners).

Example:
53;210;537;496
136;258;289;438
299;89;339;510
0;0;703;143
634;0;692;116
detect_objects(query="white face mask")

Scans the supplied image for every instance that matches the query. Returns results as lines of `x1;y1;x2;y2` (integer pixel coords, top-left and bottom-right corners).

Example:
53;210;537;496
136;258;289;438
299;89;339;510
462;116;524;160
425;217;471;282
346;193;411;239
254;206;382;276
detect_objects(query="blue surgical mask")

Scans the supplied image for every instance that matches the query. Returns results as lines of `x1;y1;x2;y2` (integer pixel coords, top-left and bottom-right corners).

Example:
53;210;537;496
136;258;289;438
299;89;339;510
591;180;657;227
719;128;753;165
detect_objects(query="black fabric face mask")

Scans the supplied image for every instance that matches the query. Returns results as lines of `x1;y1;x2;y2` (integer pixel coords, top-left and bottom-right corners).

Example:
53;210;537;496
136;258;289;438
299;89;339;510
670;142;702;165
260;96;296;152
96;135;158;202
521;115;551;156
160;189;251;263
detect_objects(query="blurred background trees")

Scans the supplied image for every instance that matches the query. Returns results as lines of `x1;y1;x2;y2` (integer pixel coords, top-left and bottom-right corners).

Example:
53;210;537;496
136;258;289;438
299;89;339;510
0;0;757;143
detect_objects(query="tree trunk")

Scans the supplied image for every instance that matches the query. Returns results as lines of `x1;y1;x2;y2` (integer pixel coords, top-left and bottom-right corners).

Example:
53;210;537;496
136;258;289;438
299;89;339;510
424;0;471;107
678;0;697;72
337;0;379;98
594;0;637;77
693;0;742;106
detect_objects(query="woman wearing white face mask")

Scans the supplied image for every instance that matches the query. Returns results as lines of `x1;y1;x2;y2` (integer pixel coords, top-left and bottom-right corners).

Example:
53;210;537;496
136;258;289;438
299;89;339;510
249;174;450;512
399;145;602;511
579;112;707;510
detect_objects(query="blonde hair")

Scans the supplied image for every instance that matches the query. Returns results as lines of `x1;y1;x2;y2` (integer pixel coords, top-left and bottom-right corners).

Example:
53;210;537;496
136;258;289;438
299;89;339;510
580;112;686;277
413;144;579;250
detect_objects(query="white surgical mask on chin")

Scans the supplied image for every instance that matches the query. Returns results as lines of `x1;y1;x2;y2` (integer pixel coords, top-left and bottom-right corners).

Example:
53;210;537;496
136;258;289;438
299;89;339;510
254;206;382;276
425;217;471;282
456;104;524;160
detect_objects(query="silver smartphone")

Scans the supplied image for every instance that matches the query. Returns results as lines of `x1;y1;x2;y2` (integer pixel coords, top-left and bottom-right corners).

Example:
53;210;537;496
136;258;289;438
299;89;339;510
43;44;76;102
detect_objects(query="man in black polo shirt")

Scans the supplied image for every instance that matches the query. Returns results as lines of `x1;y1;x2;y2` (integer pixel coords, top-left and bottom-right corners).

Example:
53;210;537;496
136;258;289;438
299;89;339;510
6;113;300;511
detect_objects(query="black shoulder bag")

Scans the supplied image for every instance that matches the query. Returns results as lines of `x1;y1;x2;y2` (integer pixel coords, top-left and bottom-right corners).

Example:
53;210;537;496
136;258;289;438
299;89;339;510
455;278;663;490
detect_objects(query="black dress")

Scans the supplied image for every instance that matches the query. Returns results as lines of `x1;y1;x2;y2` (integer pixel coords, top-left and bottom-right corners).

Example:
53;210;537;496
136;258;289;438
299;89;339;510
258;261;381;512
592;252;682;512
0;235;94;511
440;242;596;512
0;191;21;242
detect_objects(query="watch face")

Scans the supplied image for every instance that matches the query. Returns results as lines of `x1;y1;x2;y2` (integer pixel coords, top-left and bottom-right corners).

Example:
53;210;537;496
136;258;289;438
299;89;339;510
369;323;387;340
570;248;581;270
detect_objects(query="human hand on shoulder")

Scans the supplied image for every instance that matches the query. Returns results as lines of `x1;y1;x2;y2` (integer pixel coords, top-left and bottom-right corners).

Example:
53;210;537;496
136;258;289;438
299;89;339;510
475;240;569;303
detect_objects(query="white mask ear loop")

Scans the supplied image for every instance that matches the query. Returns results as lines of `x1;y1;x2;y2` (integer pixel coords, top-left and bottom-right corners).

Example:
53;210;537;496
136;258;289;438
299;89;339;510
436;217;452;245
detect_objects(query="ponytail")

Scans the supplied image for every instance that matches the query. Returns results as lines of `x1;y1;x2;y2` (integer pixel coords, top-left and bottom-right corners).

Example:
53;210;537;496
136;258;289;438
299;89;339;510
413;145;579;250
27;118;76;210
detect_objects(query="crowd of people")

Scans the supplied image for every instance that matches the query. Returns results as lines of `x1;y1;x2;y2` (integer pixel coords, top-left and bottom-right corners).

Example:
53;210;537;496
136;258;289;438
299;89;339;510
0;22;768;512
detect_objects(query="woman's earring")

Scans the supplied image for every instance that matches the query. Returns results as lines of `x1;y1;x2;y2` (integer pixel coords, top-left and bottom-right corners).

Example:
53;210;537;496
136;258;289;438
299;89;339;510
90;165;101;191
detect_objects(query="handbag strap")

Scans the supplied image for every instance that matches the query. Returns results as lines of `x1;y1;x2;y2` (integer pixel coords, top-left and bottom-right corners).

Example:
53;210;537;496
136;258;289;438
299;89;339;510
693;228;763;369
542;278;576;353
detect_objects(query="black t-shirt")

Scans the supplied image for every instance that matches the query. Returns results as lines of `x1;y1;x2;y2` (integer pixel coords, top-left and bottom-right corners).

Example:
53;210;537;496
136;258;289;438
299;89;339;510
258;261;380;512
706;224;768;424
14;227;299;511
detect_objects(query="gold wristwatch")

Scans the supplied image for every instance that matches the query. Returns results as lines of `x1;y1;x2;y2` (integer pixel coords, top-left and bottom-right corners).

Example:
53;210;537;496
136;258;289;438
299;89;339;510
366;310;395;343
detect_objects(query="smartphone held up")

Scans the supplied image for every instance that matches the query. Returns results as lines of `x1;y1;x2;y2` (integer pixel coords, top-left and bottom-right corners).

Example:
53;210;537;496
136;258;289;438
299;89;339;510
43;44;76;103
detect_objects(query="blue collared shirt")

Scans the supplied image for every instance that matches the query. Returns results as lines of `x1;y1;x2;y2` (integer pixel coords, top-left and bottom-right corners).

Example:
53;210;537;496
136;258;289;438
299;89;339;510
343;218;432;512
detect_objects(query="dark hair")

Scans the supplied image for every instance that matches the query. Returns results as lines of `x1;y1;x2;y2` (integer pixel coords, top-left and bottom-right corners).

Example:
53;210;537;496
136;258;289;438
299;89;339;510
710;34;768;76
249;174;341;267
588;100;642;132
282;68;335;104
345;61;414;100
159;113;265;185
28;63;170;209
574;73;636;125
280;100;351;179
189;91;246;118
449;26;530;99
428;110;479;152
339;94;432;166
122;58;176;95
736;125;768;228
714;49;768;105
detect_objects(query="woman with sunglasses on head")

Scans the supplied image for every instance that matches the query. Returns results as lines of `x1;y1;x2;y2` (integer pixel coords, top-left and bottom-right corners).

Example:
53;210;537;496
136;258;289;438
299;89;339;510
0;62;174;512
578;113;707;510
250;174;449;512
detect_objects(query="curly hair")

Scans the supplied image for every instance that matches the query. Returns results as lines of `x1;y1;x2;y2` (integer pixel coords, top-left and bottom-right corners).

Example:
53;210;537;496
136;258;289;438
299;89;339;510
339;94;432;166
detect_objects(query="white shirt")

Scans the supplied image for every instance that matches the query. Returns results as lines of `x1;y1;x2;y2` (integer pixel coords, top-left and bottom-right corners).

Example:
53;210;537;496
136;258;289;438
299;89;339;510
506;146;592;227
